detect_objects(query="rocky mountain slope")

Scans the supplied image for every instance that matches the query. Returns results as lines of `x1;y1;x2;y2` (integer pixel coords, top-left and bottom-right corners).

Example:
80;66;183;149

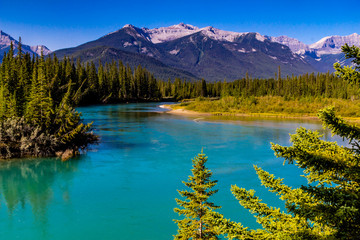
57;45;199;81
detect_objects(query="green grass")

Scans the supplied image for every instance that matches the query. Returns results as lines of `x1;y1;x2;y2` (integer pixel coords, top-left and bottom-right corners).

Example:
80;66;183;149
177;96;360;119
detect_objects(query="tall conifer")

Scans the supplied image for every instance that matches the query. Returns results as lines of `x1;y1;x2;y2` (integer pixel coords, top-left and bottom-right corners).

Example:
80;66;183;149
220;44;360;239
174;151;220;240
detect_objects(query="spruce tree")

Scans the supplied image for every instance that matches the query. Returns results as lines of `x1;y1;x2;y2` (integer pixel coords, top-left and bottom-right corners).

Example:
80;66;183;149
174;151;220;240
201;79;207;97
25;54;53;129
334;43;360;84
220;44;360;239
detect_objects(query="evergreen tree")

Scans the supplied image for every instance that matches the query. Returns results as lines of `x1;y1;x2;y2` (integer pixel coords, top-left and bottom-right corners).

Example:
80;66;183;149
219;44;360;239
0;48;98;159
174;151;220;240
25;54;53;129
334;43;360;84
201;79;207;97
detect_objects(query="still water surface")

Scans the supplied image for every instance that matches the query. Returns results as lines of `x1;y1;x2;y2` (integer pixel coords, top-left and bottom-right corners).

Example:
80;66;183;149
0;103;332;239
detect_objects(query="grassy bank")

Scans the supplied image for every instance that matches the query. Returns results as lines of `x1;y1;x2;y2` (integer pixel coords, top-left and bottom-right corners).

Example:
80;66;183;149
174;96;360;119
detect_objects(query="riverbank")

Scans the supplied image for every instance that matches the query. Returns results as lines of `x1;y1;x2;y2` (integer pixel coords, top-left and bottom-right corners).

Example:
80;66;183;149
160;96;360;123
162;104;320;120
160;104;211;116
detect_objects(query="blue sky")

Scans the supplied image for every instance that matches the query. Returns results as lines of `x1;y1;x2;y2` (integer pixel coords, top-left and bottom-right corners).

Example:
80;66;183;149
1;0;359;50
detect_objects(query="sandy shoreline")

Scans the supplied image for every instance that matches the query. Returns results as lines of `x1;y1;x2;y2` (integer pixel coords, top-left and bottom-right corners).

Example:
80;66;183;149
159;104;211;116
160;104;316;119
159;104;360;123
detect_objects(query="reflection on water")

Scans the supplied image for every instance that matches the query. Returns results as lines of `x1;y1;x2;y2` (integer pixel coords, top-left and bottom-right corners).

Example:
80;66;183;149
0;158;79;219
0;103;345;240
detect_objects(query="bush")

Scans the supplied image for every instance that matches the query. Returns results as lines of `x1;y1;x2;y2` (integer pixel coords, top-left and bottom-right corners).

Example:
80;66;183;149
0;117;58;158
0;117;98;159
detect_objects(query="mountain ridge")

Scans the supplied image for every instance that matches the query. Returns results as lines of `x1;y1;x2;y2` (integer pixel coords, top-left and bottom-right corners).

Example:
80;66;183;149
0;30;51;60
53;24;319;81
2;24;359;81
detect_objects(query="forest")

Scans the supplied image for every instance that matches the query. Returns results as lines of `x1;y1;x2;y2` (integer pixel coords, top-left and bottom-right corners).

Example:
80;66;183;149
1;40;359;159
0;42;98;159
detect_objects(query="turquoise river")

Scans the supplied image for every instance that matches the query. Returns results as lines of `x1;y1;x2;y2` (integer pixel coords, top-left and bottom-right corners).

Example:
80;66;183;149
0;103;337;239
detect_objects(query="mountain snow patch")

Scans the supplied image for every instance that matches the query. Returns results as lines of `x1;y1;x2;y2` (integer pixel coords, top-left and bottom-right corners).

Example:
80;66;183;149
255;33;266;42
169;49;180;55
200;26;247;42
141;47;148;53
142;23;200;44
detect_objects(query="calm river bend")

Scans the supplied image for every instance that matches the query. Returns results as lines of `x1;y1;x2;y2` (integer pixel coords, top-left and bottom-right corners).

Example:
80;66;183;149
0;103;333;240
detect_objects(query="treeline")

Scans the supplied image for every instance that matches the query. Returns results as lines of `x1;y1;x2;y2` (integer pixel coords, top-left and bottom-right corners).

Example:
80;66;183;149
170;72;359;100
4;46;357;107
0;42;98;159
219;72;359;99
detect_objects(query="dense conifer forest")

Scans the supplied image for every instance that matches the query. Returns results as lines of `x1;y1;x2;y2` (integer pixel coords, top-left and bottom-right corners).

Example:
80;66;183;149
0;42;98;159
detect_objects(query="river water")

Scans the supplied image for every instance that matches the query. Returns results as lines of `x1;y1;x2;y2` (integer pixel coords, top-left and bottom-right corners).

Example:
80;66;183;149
0;103;331;239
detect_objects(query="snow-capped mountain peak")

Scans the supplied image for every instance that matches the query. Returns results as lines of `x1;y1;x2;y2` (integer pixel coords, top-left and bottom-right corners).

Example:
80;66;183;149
30;45;52;56
309;33;360;55
0;30;16;48
141;23;200;44
268;35;309;54
199;26;247;42
123;24;134;29
173;23;199;30
269;33;360;57
0;30;51;60
116;23;269;44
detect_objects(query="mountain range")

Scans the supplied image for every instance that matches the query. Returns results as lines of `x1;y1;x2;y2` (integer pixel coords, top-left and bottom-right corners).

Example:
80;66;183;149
0;30;51;60
1;24;359;81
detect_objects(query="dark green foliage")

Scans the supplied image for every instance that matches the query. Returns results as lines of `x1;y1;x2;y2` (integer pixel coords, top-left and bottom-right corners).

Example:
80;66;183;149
267;107;360;239
0;43;98;159
201;79;207;97
334;44;360;84
198;109;359;239
160;72;357;101
25;55;53;129
214;44;360;239
174;151;221;239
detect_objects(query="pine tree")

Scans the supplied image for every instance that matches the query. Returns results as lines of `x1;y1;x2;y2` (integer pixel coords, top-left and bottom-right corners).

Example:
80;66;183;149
174;151;220;240
334;43;360;84
201;79;207;97
221;44;360;239
25;54;53;129
220;110;360;240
